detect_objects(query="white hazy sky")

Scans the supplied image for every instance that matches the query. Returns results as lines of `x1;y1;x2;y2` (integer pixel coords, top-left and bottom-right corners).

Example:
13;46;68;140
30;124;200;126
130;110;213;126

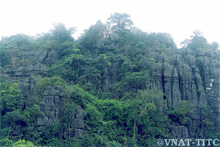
0;0;220;47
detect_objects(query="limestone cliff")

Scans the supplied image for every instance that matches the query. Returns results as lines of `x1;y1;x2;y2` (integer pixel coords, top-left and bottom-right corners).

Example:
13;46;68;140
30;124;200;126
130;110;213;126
0;50;85;139
100;48;220;138
1;47;220;139
145;49;220;138
38;85;85;139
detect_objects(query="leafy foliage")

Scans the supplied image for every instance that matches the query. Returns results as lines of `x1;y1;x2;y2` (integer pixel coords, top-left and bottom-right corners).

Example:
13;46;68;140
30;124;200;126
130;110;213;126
167;101;192;125
0;13;218;146
0;81;42;143
108;12;134;37
0;138;35;147
36;76;66;96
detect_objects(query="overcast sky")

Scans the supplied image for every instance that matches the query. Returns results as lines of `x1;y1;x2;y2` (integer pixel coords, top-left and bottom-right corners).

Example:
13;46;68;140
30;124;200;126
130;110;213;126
0;0;220;47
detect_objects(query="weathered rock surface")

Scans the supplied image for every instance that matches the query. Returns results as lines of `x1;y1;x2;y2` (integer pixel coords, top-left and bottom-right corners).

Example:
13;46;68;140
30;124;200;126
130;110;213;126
1;50;51;93
100;48;220;138
1;47;220;139
145;48;220;137
0;50;85;139
171;125;189;139
38;86;85;138
37;86;65;126
63;106;85;139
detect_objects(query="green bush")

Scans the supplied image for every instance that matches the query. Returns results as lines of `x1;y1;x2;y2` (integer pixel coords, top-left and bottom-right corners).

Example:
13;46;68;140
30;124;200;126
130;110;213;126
36;76;66;96
167;101;192;125
0;138;35;147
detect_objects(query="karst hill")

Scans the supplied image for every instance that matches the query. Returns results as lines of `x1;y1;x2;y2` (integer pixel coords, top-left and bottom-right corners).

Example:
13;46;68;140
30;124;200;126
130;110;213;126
1;13;220;146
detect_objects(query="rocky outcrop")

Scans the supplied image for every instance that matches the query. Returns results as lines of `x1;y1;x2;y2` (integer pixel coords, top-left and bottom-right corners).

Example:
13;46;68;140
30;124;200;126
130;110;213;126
171;126;189;139
63;106;85;139
147;48;220;138
37;86;65;126
0;50;85;139
38;86;85;139
100;48;220;138
0;50;53;93
1;47;220;139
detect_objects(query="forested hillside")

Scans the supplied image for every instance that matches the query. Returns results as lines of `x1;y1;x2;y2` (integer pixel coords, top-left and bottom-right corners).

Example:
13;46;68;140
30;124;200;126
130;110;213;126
1;13;220;146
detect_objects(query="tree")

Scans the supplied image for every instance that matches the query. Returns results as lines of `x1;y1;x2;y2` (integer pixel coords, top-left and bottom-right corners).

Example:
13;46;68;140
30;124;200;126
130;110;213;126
0;81;25;139
210;42;219;51
107;13;134;37
167;100;192;125
79;20;107;51
0;49;10;66
40;22;75;57
122;89;169;146
148;32;176;50
0;138;35;147
51;22;75;42
182;30;208;50
0;34;34;50
0;82;23;116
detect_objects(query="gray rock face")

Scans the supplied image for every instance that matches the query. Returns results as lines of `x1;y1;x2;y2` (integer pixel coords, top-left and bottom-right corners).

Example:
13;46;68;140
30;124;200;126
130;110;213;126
100;48;220;138
38;86;85;139
148;48;220;138
37;86;65;126
63;106;85;139
171;126;189;139
0;50;85;139
2;47;220;139
1;50;51;94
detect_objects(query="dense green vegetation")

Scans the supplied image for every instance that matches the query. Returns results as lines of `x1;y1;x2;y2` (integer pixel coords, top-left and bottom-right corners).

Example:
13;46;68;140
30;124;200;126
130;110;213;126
0;13;219;146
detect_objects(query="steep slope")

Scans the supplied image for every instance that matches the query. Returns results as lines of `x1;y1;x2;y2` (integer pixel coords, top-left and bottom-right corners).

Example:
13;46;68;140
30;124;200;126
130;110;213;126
1;47;219;140
1;15;220;146
148;48;220;138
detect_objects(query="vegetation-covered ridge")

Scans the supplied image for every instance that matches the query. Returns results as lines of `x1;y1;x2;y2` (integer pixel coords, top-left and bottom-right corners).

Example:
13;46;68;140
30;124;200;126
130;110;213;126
1;13;220;146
